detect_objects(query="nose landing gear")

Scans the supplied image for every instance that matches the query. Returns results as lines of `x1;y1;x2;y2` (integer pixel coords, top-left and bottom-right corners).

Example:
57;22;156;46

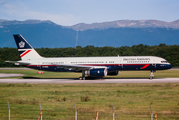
150;70;155;80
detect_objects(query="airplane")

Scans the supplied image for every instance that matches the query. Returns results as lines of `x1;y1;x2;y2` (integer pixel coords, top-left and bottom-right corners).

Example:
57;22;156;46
5;34;172;80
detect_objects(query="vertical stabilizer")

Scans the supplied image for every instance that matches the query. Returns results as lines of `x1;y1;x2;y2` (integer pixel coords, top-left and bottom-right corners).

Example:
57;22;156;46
13;34;42;60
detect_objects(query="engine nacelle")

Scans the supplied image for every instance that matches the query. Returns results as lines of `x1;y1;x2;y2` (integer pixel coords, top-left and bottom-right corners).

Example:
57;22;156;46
107;71;119;76
85;68;107;77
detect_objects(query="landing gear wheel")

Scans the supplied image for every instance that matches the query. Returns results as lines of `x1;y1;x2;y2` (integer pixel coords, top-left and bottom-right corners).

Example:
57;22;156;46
79;77;85;80
150;76;153;80
81;70;85;80
149;70;155;80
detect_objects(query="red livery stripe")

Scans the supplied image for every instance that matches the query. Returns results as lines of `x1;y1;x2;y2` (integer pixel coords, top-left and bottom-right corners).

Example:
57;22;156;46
142;64;150;69
20;50;31;58
28;65;57;67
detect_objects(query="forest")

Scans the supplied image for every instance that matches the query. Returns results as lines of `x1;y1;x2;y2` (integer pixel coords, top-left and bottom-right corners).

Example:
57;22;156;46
0;44;179;67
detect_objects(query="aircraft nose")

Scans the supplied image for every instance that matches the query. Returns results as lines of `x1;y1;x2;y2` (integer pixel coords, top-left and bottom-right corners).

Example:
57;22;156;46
168;64;172;69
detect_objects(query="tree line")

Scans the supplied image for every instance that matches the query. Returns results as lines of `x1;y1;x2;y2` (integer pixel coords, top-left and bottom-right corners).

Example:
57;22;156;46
0;44;179;67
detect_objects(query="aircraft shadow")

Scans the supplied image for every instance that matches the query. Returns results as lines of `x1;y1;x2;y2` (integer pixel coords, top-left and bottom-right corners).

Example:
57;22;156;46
22;76;159;80
22;76;79;80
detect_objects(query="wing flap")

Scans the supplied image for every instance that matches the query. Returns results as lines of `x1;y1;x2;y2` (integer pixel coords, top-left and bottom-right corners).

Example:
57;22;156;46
54;64;107;71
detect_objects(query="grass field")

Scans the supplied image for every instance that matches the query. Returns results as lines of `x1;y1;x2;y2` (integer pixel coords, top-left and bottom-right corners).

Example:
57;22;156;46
0;69;179;120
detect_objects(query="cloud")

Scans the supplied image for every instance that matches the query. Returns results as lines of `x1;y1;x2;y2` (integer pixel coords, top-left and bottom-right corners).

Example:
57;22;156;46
0;0;5;4
0;1;80;26
20;11;81;26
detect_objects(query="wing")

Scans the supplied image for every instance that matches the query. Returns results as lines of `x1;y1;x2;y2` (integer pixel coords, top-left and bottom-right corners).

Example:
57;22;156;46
54;64;107;71
5;61;30;66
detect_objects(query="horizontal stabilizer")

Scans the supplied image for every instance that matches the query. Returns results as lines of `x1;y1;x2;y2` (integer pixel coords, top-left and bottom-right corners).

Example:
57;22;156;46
5;61;30;65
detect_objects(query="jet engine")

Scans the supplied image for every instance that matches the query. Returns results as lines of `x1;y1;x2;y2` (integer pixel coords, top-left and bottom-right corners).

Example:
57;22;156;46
85;68;107;77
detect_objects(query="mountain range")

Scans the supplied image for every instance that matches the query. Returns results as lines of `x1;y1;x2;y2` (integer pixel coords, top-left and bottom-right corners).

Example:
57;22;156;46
70;19;179;31
0;19;179;48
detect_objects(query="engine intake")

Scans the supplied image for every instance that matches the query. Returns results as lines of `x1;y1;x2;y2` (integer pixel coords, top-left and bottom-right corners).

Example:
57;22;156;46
85;68;107;77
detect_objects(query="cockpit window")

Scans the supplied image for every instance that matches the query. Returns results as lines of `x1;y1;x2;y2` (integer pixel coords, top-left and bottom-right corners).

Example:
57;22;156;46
161;61;168;63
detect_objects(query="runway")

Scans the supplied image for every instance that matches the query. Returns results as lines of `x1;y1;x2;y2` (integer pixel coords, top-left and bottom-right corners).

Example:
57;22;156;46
0;78;179;83
0;73;24;78
0;73;179;84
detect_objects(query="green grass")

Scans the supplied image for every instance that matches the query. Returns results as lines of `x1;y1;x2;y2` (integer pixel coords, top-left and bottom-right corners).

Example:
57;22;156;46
0;83;179;120
0;69;179;119
0;69;81;79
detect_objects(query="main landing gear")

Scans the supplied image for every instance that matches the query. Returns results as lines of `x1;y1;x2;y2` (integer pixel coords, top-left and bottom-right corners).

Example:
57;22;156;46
79;71;85;80
79;77;85;80
150;70;155;80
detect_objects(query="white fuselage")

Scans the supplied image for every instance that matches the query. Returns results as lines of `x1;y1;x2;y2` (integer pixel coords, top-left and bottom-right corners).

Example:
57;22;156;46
20;56;172;72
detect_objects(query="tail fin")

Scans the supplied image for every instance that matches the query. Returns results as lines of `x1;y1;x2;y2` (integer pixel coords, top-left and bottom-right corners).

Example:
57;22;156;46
13;34;42;60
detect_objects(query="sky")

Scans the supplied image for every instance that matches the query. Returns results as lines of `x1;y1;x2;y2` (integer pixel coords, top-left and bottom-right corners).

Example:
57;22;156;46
0;0;179;26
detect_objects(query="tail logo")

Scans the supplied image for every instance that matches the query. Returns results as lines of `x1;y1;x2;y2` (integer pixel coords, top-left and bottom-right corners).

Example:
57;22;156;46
20;50;31;58
19;41;25;48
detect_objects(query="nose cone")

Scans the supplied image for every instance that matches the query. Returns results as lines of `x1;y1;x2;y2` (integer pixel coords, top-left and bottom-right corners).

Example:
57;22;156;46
167;64;172;69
